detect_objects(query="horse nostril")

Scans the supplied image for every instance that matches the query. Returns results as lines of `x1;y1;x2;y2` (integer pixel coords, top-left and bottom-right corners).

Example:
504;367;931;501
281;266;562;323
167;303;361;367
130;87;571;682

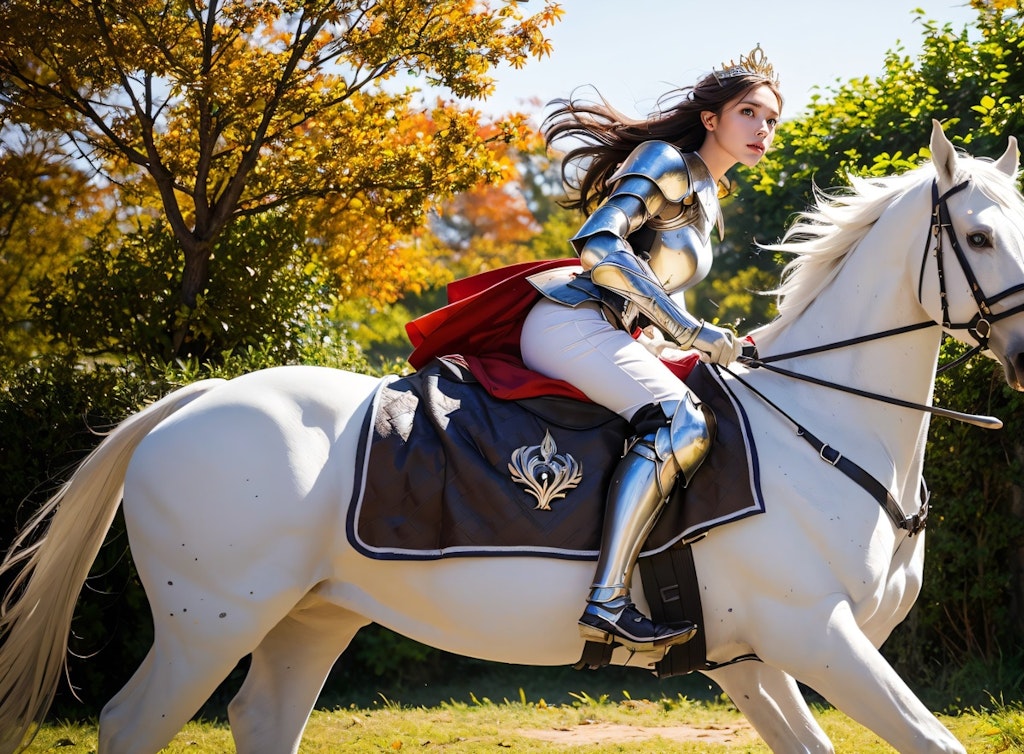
1013;351;1024;389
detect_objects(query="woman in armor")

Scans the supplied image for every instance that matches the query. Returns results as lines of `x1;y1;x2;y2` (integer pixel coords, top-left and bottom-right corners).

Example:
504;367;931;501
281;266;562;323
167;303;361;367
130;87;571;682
521;46;783;651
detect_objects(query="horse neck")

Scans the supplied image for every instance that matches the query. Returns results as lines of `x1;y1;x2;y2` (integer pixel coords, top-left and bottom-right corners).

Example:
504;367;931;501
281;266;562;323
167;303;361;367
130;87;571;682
754;196;939;500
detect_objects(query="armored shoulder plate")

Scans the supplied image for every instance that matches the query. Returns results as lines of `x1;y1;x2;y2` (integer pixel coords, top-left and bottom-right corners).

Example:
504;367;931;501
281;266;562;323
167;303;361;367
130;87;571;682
608;140;691;203
570;141;693;258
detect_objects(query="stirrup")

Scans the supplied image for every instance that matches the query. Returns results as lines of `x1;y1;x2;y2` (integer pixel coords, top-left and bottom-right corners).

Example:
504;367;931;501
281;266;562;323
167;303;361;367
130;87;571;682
578;601;696;652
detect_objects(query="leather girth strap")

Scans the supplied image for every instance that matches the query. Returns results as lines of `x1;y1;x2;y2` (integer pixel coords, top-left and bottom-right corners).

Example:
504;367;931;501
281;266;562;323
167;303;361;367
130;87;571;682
640;542;708;677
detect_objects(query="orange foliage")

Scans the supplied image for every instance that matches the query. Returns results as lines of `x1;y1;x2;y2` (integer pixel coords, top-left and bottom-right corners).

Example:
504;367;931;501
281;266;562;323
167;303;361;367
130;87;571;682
0;0;564;347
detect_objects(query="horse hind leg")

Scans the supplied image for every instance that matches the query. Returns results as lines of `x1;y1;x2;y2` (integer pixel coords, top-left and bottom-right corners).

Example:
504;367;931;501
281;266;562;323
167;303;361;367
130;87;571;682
99;630;251;754
99;561;322;753
706;662;834;753
228;595;369;754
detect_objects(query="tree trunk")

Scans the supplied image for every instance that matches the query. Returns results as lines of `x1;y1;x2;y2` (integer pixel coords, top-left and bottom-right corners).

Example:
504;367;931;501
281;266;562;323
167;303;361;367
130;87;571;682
171;244;212;358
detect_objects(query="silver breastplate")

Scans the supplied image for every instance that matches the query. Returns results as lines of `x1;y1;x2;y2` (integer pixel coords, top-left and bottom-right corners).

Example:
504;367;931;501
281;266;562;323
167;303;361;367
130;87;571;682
643;204;715;293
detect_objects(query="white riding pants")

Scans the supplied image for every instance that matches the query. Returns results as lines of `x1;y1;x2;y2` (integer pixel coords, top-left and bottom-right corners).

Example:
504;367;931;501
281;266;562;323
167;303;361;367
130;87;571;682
520;298;692;423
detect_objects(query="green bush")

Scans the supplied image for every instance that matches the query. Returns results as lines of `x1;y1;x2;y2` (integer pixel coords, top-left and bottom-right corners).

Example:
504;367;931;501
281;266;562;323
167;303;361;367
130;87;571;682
883;340;1024;707
32;212;342;365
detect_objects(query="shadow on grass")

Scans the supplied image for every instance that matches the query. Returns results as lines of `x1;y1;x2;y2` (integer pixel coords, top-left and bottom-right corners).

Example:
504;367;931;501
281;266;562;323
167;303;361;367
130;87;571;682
194;637;730;721
318;653;728;711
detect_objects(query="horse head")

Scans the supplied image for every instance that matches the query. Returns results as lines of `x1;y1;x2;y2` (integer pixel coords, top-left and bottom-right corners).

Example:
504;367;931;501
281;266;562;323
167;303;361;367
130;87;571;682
927;119;1024;391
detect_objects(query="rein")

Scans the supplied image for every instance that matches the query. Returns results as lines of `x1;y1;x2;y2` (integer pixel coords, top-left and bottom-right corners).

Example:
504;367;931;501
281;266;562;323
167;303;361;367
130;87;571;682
717;362;930;536
739;346;1002;429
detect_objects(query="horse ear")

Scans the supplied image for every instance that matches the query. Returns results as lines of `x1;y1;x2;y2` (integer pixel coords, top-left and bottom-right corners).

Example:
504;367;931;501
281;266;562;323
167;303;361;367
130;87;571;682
995;135;1019;177
930;119;959;189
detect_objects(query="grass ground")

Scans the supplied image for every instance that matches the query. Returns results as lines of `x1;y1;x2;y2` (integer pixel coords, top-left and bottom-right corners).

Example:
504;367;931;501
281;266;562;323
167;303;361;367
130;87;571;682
24;698;1017;753
23;665;1024;752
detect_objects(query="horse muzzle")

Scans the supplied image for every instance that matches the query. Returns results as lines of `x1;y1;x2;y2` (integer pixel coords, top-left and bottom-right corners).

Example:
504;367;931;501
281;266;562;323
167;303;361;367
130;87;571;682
996;336;1024;391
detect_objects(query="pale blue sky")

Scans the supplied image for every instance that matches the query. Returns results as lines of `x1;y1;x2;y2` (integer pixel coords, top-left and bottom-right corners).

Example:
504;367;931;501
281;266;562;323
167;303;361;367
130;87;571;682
483;0;979;121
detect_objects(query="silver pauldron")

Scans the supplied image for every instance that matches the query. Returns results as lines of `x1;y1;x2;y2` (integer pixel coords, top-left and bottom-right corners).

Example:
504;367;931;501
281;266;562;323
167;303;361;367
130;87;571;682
607;142;721;235
570;141;692;262
568;141;723;295
608;140;692;202
570;196;639;271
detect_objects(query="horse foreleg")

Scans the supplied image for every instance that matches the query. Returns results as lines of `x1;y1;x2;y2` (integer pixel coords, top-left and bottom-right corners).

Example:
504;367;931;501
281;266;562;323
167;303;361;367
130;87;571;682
228;595;369;754
706;662;834;753
761;598;965;754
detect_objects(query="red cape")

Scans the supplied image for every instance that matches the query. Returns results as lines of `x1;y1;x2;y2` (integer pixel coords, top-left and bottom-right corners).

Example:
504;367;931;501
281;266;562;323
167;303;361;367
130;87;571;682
405;258;697;401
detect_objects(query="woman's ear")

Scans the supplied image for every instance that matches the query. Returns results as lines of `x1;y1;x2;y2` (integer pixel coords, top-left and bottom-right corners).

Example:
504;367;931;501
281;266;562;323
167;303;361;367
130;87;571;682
701;111;717;131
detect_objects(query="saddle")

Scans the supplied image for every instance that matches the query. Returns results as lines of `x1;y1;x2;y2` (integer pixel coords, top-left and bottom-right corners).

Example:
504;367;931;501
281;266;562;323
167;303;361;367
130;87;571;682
346;357;764;559
344;357;766;677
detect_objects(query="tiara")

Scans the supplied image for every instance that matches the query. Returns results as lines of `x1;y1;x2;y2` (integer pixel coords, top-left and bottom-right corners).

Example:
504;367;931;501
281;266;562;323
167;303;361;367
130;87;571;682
712;44;779;85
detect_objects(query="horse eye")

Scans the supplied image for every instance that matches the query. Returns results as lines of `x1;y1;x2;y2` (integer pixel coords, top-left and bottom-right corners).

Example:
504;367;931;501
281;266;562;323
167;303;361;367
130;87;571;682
966;231;991;249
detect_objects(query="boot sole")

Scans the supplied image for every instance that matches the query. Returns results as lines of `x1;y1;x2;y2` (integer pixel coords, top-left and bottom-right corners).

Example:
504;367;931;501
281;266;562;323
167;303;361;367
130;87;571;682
578;623;698;652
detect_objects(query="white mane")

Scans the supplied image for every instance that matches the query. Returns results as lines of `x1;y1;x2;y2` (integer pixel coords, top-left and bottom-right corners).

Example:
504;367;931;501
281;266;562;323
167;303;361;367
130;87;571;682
759;155;1024;334
760;166;930;326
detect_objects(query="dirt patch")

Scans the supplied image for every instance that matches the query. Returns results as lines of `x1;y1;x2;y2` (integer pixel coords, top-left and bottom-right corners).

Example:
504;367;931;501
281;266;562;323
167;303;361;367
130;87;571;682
516;720;757;745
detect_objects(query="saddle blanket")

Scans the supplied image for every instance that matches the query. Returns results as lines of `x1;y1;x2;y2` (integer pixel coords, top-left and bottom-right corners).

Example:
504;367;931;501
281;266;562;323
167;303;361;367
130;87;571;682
345;358;765;560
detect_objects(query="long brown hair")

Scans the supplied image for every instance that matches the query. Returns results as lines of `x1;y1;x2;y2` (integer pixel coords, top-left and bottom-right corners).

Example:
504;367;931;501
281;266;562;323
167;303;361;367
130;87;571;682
543;72;784;214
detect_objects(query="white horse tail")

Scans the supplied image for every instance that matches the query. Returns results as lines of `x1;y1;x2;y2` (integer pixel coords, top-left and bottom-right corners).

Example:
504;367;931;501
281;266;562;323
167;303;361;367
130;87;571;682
0;378;225;754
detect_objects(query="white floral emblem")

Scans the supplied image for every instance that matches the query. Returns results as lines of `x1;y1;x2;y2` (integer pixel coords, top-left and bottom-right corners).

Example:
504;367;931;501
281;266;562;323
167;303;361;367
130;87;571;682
508;430;583;510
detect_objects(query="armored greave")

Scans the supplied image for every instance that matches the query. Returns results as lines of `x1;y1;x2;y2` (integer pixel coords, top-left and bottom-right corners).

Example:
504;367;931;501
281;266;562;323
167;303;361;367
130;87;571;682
585;437;680;608
579;394;714;649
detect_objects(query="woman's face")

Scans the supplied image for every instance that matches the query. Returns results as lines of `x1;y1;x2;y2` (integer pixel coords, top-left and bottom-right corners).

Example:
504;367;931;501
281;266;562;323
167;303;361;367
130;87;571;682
698;83;781;176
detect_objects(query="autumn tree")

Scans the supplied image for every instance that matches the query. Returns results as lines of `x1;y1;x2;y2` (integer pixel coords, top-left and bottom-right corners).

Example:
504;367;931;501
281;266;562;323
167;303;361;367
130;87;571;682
428;127;554;275
0;0;562;358
338;127;569;364
0;126;113;363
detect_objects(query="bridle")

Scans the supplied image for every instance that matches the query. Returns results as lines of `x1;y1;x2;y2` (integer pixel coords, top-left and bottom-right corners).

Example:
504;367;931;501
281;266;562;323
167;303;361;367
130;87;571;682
725;174;1024;535
919;179;1024;356
740;175;1024;427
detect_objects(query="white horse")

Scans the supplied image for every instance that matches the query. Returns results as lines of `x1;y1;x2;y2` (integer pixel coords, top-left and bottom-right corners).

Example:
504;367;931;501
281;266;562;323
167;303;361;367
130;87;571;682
2;121;1024;754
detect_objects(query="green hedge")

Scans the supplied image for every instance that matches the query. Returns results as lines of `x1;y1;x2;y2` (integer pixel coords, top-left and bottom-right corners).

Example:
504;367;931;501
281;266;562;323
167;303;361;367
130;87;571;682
883;341;1024;708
